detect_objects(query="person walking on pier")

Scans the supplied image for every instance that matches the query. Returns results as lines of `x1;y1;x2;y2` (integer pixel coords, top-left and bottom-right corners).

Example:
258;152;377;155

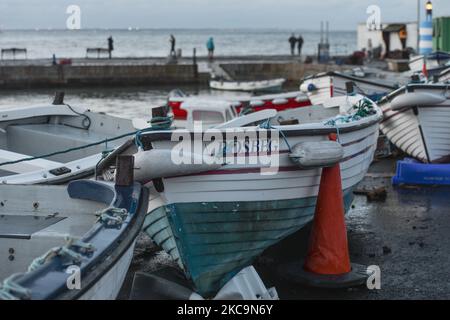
108;36;114;59
169;34;176;57
297;35;304;56
289;33;297;56
207;37;215;61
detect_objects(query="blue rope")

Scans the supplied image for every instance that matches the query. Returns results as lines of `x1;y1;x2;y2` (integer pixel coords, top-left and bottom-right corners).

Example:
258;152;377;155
259;119;292;153
0;116;173;167
135;116;173;150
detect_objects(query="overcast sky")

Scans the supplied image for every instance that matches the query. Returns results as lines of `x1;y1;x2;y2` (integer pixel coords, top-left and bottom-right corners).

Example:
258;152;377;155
0;0;449;30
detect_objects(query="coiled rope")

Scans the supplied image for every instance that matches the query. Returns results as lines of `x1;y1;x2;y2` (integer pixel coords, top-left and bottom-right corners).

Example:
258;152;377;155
0;274;31;300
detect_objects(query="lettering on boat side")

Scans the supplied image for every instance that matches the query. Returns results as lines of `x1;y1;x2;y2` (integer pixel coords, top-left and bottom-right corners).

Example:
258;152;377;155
66;265;81;290
367;265;381;290
177;304;274;318
171;121;281;175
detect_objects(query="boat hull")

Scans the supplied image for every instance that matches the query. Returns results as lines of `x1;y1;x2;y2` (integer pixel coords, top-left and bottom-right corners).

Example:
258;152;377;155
141;117;380;297
379;85;450;163
302;72;396;105
144;189;355;297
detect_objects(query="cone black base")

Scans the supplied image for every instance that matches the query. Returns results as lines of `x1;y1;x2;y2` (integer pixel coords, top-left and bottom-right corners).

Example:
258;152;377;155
278;261;374;289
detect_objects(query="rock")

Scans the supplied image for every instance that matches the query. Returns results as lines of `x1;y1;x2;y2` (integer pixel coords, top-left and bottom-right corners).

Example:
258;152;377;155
382;246;392;255
354;187;387;202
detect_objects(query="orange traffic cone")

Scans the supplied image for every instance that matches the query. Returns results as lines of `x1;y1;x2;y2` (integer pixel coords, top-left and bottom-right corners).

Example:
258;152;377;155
303;133;351;275
280;133;371;288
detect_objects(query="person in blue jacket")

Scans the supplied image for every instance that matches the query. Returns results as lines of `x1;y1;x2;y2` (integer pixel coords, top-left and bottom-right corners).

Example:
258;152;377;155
207;37;215;61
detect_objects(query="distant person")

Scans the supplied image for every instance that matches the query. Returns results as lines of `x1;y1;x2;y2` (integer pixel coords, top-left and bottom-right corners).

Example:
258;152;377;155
289;33;297;56
297;35;304;56
207;37;215;61
108;36;114;59
169;34;176;57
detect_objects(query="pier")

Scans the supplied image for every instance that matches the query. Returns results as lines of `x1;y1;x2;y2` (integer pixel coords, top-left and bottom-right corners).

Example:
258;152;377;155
0;56;344;89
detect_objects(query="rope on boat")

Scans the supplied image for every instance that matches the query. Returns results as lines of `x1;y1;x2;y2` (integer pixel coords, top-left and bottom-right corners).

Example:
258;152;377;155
28;237;95;273
0;274;31;300
97;207;129;229
323;98;376;142
134;116;173;150
0;116;173;168
259;119;292;153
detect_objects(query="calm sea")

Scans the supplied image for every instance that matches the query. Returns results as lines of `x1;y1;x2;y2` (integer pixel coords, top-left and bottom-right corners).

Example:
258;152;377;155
0;29;356;59
0;29;356;117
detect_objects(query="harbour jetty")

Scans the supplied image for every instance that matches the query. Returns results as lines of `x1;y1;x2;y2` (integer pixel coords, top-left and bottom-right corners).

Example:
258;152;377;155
0;56;344;89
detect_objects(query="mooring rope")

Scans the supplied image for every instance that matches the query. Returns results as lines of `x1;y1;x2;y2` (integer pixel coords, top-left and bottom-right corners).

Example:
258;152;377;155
0;274;31;300
0;115;173;168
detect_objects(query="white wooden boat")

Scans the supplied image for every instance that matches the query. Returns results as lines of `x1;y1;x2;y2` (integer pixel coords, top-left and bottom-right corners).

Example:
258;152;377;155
98;94;383;298
379;84;450;163
210;78;286;93
409;52;450;76
438;67;450;83
0;180;148;300
301;71;398;105
0;100;148;184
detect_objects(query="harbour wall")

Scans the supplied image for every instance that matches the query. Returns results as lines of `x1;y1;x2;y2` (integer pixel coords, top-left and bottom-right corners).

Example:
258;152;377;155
220;62;344;84
0;63;206;89
0;58;344;89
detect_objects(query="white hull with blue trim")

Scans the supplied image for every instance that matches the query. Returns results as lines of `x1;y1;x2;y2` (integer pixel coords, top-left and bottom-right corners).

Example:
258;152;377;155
0;180;148;300
101;94;383;298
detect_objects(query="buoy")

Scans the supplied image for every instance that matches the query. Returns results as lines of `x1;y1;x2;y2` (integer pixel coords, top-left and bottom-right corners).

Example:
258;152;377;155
279;133;372;288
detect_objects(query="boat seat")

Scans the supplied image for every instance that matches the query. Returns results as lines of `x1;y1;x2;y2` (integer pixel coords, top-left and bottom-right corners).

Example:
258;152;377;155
0;149;62;174
0;215;66;240
6;124;111;163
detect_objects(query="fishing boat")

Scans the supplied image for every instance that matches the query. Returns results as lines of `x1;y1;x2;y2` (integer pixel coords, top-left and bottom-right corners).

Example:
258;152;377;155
378;84;450;164
0;96;149;184
0;179;148;300
98;94;383;298
409;52;450;76
438;66;450;83
209;78;286;93
300;71;399;105
168;90;310;121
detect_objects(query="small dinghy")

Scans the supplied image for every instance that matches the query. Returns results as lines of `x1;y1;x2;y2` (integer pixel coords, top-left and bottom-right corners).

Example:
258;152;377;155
0;180;148;300
0;94;150;184
301;71;399;105
210;78;286;93
379;84;450;163
97;94;383;298
168;90;310;121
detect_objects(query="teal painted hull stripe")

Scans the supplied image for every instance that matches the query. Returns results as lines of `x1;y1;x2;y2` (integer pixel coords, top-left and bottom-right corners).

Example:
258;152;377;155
144;188;355;297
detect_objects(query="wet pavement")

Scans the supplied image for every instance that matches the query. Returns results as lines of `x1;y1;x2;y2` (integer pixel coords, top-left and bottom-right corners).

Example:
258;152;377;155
120;157;450;300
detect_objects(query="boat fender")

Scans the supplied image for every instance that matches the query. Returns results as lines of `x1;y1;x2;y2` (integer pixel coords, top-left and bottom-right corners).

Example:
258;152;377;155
295;95;307;102
133;149;222;183
272;98;289;105
391;92;447;111
289;141;344;169
250;100;265;107
300;83;318;93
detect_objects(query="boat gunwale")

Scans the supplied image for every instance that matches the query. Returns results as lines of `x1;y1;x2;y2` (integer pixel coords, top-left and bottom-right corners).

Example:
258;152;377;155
379;84;450;106
302;71;398;90
6;181;148;300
